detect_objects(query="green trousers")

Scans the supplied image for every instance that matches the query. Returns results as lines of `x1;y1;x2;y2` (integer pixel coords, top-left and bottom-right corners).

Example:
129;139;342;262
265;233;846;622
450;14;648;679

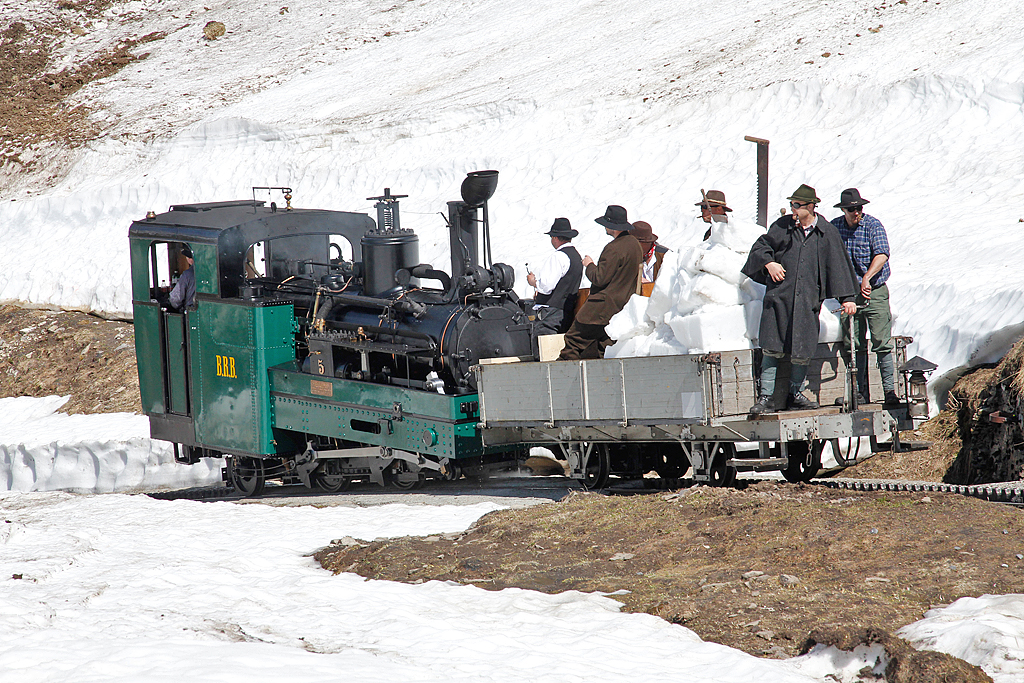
841;283;895;393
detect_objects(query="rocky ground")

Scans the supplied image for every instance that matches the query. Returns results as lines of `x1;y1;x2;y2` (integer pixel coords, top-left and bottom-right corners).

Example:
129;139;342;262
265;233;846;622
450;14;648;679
317;482;1010;680
0;303;140;414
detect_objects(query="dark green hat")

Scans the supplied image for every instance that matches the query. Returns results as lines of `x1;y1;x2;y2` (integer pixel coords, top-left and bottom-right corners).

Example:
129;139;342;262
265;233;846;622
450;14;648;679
786;184;820;204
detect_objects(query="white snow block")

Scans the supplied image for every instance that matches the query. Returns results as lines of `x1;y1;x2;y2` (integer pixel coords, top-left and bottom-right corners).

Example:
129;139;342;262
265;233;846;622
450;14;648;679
645;252;682;324
819;299;843;343
708;218;767;254
688;273;744;307
667;305;750;353
605;293;654;341
743;299;763;341
738;276;766;303
697;244;747;285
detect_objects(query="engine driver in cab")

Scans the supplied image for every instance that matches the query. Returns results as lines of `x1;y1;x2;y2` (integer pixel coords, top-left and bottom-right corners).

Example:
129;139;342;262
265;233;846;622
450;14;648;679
527;218;584;336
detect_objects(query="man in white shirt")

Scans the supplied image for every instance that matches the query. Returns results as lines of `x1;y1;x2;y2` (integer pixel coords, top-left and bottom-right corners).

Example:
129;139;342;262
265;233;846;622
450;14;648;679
527;218;584;336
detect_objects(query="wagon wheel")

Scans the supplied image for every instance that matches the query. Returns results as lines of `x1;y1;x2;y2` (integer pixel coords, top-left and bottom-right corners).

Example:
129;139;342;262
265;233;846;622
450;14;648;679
782;440;823;483
830;437;863;467
653;445;691;479
708;445;737;487
230;456;266;497
582;444;611;490
311;460;351;493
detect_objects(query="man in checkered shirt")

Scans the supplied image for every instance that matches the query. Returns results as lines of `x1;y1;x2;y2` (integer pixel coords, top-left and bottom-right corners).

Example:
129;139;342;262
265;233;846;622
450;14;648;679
831;188;898;405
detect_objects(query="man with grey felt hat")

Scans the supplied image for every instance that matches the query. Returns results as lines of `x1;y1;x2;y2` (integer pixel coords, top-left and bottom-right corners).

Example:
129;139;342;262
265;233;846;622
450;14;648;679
831;188;899;405
528;217;584;336
558;205;643;360
742;184;858;414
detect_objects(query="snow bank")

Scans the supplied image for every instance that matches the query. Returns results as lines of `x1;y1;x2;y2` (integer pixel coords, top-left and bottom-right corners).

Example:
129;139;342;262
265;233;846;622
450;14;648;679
0;396;222;493
899;594;1024;682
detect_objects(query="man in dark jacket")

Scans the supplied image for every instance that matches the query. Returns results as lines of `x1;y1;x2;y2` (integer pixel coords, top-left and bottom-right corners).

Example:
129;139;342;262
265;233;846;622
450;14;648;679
168;243;196;311
558;205;644;360
528;218;584;336
741;184;857;414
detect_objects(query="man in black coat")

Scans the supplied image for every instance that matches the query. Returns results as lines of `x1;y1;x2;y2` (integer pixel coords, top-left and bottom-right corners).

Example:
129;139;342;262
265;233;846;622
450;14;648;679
741;184;857;414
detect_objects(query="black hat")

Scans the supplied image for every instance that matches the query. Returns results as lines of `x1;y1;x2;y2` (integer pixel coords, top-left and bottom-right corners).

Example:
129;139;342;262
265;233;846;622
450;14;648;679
834;188;871;209
595;204;630;230
545;217;578;239
181;244;194;259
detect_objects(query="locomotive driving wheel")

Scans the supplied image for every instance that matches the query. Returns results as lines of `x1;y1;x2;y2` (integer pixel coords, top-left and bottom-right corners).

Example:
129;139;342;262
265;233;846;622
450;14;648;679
230;456;266;497
384;462;426;490
311;460;351;493
439;459;462;482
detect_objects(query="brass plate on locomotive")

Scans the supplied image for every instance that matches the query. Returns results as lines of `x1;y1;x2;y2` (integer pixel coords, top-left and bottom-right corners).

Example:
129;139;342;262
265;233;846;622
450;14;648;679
310;379;333;398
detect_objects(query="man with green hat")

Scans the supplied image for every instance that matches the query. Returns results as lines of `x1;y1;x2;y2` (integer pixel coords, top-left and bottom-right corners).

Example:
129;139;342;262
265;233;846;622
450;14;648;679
741;184;858;414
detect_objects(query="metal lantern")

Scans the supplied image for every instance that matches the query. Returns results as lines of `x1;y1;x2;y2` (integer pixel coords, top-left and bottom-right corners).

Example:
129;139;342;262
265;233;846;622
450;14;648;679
900;356;938;419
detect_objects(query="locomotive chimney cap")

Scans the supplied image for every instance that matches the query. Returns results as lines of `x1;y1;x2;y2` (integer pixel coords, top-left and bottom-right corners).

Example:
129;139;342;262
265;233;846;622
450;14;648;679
460;170;499;207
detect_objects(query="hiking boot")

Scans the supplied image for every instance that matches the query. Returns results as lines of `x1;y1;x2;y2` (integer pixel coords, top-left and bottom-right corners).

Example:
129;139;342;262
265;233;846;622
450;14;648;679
748;395;773;416
787;392;819;411
883;390;901;405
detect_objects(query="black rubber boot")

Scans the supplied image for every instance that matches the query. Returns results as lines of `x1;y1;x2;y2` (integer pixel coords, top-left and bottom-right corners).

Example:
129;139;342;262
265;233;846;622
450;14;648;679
748;395;773;416
787;392;819;410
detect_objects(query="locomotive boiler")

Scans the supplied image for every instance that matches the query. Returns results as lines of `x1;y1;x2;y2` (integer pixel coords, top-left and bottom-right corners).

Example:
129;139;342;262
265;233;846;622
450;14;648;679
129;171;534;493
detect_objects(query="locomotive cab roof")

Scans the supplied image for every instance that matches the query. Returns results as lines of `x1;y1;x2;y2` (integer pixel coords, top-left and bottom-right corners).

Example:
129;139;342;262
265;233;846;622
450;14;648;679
129;201;376;300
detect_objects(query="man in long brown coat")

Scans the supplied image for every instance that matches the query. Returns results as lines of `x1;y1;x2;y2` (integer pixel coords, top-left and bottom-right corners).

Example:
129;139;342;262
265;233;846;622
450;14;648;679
558;205;644;360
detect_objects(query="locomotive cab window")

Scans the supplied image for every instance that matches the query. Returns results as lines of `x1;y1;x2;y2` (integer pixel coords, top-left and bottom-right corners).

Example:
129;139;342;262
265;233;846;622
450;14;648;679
149;242;193;307
244;235;351;285
245;241;267;279
329;235;353;264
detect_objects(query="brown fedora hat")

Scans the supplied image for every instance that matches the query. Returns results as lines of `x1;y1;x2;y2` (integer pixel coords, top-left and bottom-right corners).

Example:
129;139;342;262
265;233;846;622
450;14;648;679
834;188;871;209
595;204;630;230
630;221;658;244
695;189;732;212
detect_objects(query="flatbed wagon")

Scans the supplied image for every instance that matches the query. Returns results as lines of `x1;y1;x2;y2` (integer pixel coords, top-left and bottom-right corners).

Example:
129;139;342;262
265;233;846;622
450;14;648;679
475;341;917;487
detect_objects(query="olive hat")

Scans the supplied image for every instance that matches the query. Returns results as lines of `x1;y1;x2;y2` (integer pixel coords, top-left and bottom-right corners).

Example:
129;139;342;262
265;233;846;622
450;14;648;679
787;184;821;204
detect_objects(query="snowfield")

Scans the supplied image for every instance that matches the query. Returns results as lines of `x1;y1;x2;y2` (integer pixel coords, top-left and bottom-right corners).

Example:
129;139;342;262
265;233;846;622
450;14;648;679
2;0;1024;679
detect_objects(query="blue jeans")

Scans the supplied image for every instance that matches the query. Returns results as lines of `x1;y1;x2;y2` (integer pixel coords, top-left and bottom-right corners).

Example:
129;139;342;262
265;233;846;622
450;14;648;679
760;351;808;398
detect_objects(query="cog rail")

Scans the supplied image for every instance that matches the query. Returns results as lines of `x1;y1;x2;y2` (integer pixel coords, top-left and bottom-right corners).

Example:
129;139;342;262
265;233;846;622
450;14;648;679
814;477;1024;505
